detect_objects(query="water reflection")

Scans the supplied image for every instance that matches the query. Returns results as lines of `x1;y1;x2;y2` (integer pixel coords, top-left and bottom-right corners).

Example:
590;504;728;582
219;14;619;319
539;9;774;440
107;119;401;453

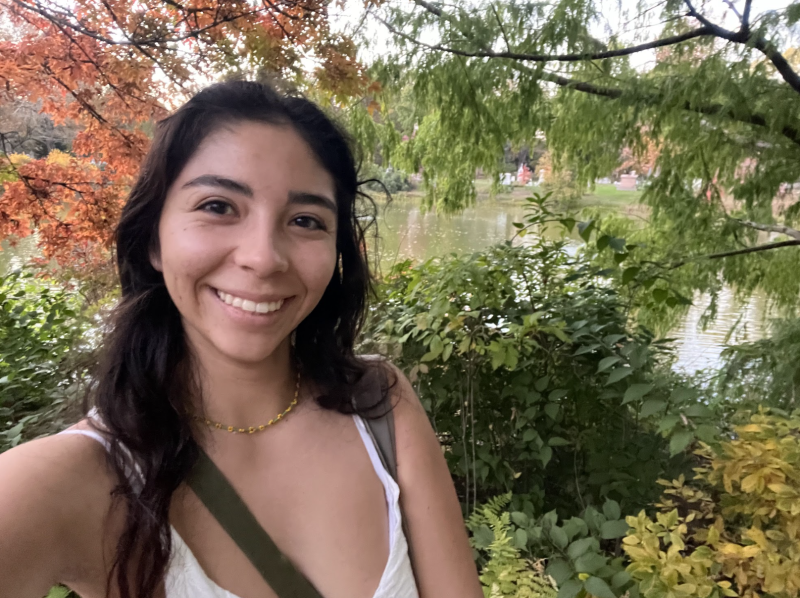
373;199;529;270
671;290;769;373
373;198;769;373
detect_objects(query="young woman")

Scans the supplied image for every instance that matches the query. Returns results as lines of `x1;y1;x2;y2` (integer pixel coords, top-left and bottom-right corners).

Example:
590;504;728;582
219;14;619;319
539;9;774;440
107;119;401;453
0;81;482;598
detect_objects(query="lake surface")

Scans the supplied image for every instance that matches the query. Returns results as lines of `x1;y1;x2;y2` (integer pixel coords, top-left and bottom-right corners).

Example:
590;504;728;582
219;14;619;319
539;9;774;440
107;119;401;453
373;198;768;374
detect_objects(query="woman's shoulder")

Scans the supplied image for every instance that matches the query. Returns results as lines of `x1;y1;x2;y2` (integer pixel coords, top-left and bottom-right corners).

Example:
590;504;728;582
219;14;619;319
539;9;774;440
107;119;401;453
0;420;116;502
0;423;119;583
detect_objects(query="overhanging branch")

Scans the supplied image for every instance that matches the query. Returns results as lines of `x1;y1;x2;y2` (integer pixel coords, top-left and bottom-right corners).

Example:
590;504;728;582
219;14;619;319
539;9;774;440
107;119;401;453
524;67;800;148
397;0;800;98
378;11;714;63
669;240;800;269
735;219;800;241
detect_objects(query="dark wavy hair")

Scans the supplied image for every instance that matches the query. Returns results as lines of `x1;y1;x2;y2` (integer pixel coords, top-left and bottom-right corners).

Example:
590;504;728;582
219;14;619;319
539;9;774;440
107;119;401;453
90;80;376;598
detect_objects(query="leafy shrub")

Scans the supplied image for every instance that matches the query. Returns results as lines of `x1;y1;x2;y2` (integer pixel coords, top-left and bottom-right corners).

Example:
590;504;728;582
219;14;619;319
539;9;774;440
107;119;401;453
715;317;800;413
0;270;92;451
624;409;800;598
362;164;413;194
469;493;636;598
468;494;559;598
364;198;700;520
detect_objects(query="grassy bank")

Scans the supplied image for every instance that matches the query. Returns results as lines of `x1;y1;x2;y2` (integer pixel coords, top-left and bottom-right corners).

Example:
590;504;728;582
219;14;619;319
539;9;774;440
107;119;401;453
395;180;647;218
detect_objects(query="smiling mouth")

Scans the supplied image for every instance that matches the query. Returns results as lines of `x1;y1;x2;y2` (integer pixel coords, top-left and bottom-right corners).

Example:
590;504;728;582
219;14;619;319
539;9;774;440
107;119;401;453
215;289;286;314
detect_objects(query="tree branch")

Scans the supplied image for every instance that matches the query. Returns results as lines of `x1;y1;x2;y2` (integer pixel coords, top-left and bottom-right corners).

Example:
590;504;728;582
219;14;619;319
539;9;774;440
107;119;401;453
685;0;800;95
379;11;715;63
669;240;800;268
735;219;800;240
378;9;800;149
743;0;753;31
402;0;800;98
722;0;742;21
7;0;263;47
413;0;442;17
524;68;800;148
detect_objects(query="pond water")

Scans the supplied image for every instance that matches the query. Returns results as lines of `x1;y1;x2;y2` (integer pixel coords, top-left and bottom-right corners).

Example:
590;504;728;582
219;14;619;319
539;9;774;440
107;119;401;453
372;198;769;374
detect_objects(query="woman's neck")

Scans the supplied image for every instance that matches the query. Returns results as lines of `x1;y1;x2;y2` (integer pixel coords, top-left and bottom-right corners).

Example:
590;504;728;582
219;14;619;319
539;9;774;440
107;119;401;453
190;338;300;428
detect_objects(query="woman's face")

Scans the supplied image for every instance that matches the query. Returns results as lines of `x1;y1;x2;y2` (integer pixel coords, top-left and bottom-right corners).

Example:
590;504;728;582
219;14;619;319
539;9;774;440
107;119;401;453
154;121;338;366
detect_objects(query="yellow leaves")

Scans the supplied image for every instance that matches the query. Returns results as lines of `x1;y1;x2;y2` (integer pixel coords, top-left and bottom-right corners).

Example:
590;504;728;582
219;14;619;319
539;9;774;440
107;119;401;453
45;149;72;166
769;483;797;497
626;410;800;598
738;424;764;434
740;472;763;493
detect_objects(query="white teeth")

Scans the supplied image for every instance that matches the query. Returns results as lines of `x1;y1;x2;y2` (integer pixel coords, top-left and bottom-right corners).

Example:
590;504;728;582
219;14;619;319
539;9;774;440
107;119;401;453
216;290;284;314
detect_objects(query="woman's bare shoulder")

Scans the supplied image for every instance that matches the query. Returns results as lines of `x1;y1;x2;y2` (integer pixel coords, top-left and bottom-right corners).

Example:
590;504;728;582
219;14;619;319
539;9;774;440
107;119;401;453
0;424;119;595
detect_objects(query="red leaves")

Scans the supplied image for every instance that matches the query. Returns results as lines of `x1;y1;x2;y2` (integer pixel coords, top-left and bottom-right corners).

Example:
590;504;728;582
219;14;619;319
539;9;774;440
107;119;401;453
0;0;371;276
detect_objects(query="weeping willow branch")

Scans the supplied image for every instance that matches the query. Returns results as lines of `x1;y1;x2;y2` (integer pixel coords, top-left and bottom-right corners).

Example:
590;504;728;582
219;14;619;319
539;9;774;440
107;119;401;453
735;219;800;241
667;240;800;269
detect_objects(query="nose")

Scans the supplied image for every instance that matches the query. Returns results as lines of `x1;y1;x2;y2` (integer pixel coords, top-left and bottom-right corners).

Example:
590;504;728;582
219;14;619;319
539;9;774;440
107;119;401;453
232;219;289;276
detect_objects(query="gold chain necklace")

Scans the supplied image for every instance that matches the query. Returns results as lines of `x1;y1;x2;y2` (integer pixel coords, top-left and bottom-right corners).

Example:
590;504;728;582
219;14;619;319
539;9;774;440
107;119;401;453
194;371;300;434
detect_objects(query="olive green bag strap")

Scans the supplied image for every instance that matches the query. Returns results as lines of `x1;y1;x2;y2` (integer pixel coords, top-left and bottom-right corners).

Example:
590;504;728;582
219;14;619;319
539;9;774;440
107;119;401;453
186;449;324;598
353;361;415;568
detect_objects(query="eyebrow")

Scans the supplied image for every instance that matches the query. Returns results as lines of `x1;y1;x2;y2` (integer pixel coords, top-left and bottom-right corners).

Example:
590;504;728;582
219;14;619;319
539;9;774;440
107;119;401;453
288;191;338;215
182;175;253;197
181;175;337;215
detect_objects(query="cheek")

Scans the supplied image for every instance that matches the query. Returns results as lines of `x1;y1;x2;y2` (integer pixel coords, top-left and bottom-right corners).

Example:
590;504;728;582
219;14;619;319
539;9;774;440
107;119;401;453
158;222;218;297
300;243;338;296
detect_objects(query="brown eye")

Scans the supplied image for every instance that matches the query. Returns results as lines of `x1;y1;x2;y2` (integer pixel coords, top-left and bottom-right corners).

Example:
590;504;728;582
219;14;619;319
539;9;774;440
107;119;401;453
292;216;327;231
198;200;235;216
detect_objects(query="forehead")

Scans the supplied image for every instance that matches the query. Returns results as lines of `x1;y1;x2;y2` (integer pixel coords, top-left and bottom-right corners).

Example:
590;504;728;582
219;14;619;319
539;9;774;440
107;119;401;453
174;121;336;198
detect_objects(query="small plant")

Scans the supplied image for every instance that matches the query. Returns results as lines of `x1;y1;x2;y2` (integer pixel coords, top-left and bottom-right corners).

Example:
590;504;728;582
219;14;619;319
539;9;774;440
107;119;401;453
624;409;800;598
468;494;559;598
468;494;636;598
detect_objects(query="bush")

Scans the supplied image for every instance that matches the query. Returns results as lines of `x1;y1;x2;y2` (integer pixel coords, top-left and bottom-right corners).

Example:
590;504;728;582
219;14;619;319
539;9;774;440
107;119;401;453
0;270;93;451
364;200;701;521
361;163;413;194
624;409;800;598
468;494;559;598
715;317;800;413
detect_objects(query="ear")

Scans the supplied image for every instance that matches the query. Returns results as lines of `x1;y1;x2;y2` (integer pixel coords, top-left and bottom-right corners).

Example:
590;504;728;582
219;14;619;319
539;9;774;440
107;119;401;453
149;248;163;272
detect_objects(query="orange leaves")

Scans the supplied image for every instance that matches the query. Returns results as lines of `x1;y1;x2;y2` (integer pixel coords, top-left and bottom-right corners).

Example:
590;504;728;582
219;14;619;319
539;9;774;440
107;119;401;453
0;150;127;269
0;0;367;275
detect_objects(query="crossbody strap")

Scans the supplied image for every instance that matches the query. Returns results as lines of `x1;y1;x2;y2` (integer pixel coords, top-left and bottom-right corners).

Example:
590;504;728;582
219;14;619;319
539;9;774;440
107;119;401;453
186;449;324;598
352;361;416;570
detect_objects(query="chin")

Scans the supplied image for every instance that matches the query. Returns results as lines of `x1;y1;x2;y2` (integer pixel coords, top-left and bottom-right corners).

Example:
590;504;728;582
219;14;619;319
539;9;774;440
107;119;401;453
213;336;288;365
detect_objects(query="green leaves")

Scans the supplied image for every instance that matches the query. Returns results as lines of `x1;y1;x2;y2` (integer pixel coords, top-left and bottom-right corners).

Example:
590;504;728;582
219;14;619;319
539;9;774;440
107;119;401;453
0;271;91;452
623;384;653;404
606;367;633;385
550;525;569;549
601;519;630;539
578;220;595;242
584;576;617;598
669;430;694;456
368;237;701;585
603;499;621;521
597;356;621;372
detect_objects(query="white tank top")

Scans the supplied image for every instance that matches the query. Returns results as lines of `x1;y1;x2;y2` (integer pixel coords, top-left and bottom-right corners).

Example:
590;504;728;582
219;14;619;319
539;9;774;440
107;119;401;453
61;415;419;598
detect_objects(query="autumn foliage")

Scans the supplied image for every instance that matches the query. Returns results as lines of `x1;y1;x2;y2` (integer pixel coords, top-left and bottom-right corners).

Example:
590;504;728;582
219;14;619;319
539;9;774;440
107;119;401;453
624;410;800;598
0;0;368;272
